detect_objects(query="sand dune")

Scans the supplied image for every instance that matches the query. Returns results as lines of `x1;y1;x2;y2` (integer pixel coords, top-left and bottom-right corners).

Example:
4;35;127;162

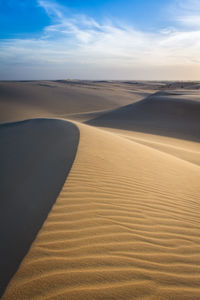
87;90;200;142
164;81;200;90
0;81;156;123
2;122;200;300
1;81;200;299
0;119;79;297
102;128;200;166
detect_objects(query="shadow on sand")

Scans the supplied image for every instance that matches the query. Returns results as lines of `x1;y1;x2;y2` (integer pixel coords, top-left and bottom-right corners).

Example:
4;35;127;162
86;91;200;142
0;118;79;297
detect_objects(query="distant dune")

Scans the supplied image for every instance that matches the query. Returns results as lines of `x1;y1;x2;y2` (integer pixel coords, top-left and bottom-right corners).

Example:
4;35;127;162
0;81;157;123
87;90;200;142
0;81;200;299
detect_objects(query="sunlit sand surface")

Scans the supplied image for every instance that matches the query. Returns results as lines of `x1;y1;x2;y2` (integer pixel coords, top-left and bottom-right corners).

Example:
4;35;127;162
0;81;200;299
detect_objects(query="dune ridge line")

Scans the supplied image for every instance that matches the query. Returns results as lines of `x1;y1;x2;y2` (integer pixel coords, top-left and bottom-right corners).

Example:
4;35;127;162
2;122;200;300
0;118;79;297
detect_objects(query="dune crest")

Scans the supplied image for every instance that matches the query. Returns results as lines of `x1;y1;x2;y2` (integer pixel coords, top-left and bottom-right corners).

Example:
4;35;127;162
3;123;200;300
0;81;156;123
102;128;200;166
0;119;79;297
87;90;200;142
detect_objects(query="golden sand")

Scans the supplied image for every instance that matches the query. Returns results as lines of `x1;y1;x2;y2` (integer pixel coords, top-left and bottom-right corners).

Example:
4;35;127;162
3;122;200;300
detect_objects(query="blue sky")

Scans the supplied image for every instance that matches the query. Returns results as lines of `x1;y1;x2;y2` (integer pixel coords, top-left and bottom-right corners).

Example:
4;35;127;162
0;0;170;38
0;0;200;80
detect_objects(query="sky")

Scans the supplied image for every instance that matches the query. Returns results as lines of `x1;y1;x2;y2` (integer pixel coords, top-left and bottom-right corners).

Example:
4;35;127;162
0;0;200;80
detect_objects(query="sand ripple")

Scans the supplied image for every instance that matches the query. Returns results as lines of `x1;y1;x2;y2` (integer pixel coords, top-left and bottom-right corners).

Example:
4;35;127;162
3;123;200;300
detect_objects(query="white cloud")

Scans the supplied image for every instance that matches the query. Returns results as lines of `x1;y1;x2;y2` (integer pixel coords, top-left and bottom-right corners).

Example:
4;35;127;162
173;0;200;28
0;0;200;80
38;0;64;19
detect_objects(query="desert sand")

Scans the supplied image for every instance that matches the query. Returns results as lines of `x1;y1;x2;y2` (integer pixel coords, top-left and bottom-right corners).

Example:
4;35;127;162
0;119;79;297
0;81;157;123
0;80;200;299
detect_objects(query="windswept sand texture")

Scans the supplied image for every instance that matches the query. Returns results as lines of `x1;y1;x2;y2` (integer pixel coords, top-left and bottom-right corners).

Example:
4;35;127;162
102;128;200;166
1;81;200;299
0;119;79;297
2;122;200;300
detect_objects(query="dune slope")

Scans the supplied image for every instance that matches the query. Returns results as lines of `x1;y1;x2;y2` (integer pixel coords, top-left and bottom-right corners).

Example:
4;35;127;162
102;128;200;166
3;123;200;300
87;91;200;142
0;119;79;297
0;81;156;123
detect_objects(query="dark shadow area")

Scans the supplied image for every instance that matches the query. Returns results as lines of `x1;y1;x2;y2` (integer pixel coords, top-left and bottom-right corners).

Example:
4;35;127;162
86;91;200;142
0;118;79;297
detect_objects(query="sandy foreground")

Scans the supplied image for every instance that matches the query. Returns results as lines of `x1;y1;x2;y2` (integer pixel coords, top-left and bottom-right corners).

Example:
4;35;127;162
0;81;200;299
0;119;79;297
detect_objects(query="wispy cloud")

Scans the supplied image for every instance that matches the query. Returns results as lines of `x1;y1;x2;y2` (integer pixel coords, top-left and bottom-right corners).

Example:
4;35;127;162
38;0;64;20
0;0;200;80
173;0;200;28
